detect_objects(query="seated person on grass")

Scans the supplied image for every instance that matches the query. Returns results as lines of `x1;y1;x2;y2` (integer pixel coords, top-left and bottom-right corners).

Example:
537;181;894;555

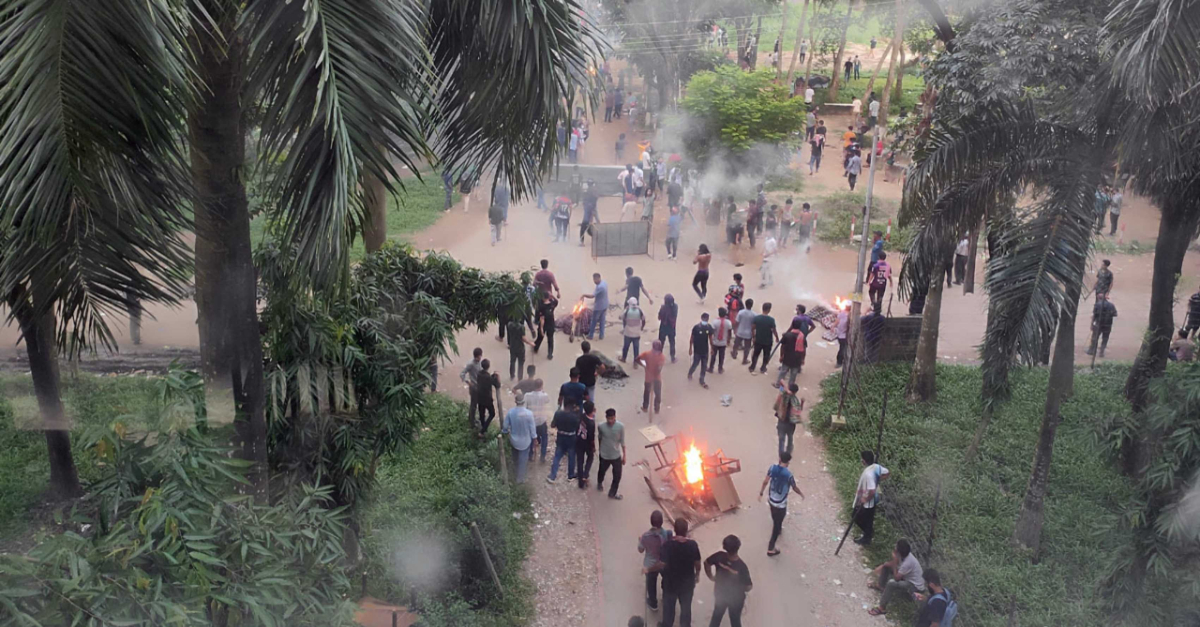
868;538;925;617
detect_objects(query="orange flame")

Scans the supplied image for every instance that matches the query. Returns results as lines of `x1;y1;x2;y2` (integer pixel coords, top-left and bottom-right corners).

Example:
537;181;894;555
572;300;586;316
833;295;851;310
683;444;704;486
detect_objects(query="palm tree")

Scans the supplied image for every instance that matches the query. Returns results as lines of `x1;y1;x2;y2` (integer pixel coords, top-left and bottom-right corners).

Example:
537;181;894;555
3;0;604;496
0;0;195;497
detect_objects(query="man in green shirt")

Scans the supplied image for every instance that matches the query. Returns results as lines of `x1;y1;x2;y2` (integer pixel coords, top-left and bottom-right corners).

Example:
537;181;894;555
748;302;779;374
597;408;627;499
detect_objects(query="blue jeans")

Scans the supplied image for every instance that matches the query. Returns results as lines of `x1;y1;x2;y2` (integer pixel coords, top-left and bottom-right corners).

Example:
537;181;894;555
588;309;607;340
622;336;641;361
777;421;796;457
512;445;531;483
549;434;578;480
531;423;549;462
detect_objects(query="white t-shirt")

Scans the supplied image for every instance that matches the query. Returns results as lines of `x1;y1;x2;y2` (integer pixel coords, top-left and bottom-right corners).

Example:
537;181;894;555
633;167;645;187
851;99;862;114
856;463;889;508
804;88;815;103
641;151;652;169
711;318;733;347
525;391;551;426
735;309;756;339
956;238;970;256
869;100;880;116
762;237;778;261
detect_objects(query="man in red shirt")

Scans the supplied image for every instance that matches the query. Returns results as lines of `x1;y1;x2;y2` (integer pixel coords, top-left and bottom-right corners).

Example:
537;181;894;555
638;340;667;414
534;259;561;301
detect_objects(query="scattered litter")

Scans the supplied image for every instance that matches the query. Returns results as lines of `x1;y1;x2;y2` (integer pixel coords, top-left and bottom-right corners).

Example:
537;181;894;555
720;395;733;406
833;579;842;586
513;512;523;519
850;592;858;599
534;512;539;519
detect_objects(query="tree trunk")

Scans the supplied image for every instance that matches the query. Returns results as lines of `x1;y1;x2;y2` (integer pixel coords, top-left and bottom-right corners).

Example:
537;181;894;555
863;40;893;101
802;6;818;88
964;220;980;294
892;44;906;105
11;302;82;498
775;2;790;81
907;267;944;402
362;168;389;254
784;0;811;91
1121;197;1200;474
750;16;763;71
878;0;906;128
125;290;143;346
189;15;268;497
827;1;855;101
1013;263;1083;555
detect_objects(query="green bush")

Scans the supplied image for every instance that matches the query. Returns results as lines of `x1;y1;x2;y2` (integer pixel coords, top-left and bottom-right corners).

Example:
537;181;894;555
360;395;533;627
810;73;926;115
679;67;807;167
809;363;1135;627
811;191;907;250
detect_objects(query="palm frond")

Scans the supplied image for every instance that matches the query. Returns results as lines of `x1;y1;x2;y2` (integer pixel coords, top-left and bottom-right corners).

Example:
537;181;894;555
0;0;194;352
426;0;608;201
243;0;432;284
1105;0;1200;102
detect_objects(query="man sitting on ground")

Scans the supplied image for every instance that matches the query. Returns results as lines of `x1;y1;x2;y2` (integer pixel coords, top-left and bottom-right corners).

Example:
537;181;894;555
913;569;957;627
868;538;926;616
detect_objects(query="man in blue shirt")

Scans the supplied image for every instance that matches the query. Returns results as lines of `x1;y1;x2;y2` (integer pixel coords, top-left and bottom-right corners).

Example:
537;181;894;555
582;273;609;340
502;393;538;483
870;230;885;267
559;367;588;410
759;452;805;556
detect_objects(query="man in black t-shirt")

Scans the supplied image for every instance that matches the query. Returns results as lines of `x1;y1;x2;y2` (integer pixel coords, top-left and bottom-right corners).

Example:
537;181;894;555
688;313;714;388
913;569;952;627
575;341;606;405
661;517;702;627
704;535;753;627
748;302;779;374
506;320;534;381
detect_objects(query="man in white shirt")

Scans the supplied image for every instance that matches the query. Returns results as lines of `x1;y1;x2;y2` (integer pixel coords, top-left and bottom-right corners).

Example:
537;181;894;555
853;450;889;545
868;98;881;126
804;86;815;104
524;383;552;463
851;98;863;127
759;236;778;288
954;237;970;285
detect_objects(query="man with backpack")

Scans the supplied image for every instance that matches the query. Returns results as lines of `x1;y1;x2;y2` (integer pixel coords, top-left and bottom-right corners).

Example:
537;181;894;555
914;569;957;627
773;383;803;457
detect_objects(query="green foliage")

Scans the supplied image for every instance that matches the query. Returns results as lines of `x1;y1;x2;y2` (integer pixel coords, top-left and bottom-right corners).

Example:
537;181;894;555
678;49;735;82
1094;363;1200;624
0;408;355;626
810;363;1136;626
812;191;907;250
810;73;926;114
679;67;807;167
256;243;530;508
360;395;533;627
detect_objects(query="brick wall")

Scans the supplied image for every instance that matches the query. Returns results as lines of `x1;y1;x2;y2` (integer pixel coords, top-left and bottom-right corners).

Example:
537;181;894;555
857;315;923;363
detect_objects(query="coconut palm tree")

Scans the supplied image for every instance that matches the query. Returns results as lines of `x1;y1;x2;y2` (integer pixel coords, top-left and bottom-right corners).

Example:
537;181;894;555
1;0;604;496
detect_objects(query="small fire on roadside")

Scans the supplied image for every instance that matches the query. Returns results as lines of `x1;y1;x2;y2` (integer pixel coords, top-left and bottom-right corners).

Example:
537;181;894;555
572;300;586;317
683;444;704;487
833;295;851;310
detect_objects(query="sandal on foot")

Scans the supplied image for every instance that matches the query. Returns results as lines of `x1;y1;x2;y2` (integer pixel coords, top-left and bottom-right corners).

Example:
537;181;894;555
868;608;886;616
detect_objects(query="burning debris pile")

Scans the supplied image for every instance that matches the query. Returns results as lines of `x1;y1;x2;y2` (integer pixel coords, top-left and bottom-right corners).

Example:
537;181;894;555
641;433;742;529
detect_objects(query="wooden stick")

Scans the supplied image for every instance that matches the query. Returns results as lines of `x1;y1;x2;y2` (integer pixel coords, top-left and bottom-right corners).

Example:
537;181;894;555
470;521;504;596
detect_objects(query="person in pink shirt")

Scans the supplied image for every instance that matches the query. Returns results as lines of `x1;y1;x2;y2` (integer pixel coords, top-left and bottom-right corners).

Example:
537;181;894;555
868;252;894;312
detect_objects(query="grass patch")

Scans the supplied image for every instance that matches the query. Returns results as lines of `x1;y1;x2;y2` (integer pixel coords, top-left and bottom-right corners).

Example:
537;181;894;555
812;190;908;249
0;375;161;535
1093;238;1154;256
249;172;457;262
809;363;1135;627
360;395;533;627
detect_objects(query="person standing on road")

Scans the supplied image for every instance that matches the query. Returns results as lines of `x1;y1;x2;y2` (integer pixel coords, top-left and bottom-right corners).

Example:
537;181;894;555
1086;292;1118;358
474;360;500;435
575;341;606;405
502;392;538;483
709;307;733;374
618;266;655;306
797;203;817;253
658;294;680;363
1094;259;1113;299
575;400;597;489
638;510;672;611
748;303;779;374
597;408;627;499
638;340;667;415
773;384;803;457
704;535;753;627
1109;187;1123;235
460;347;484;429
688;312;714;388
805;109;817;142
533;290;558;360
868;96;880;127
488;200;505;245
836;303;850;367
581;273;609;341
760;452;804;557
854;55;862;79
953;236;969;284
776;319;807;390
506;318;535;381
692;244;713;302
661;518;702;627
620;297;647;364
604;88;616;123
547;400;581;483
666;208;682;259
847;151;863;191
759;234;778;288
844;57;854;82
868;251;893;312
525;380;551;463
854;450;890;545
731;298;756;364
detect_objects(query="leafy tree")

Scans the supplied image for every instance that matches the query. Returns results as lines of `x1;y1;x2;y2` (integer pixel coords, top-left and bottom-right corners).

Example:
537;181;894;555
678;67;807;170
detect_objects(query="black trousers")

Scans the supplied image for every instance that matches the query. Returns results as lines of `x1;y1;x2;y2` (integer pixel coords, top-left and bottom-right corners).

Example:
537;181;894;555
954;253;968;284
944;261;954;287
692;271;709;299
509;351;525;380
769;504;786;550
836;338;847;366
854;506;877;543
869;285;885;311
662;584;695;627
709;596;746;627
576;446;594;487
749;342;772;372
534;318;555;359
1110;212;1120;235
604;105;613;122
848;173;858;190
598;457;623;496
708;345;726;372
646;571;663;608
478;399;496;434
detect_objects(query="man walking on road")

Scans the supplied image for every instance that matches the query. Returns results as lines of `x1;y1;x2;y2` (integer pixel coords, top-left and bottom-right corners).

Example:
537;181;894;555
774;383;802;457
582;273;609;340
760;451;804;557
659;294;680;363
638;510;672;611
731;298;755;364
953;237;969;284
638;340;668;415
1094;259;1113;298
688;312;714;388
748;303;779;374
776;319;808;390
460;347;484;429
620;297;647;363
661;518;702;627
502;392;537;483
704;535;753;627
597;408;627;499
575;341;605;405
1087;293;1118;358
846;151;862;191
576;400;597;489
709;307;733;374
854;450;890;545
547;401;581;483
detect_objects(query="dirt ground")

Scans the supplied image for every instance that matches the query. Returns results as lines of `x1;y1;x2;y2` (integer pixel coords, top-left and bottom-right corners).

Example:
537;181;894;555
0;50;1179;627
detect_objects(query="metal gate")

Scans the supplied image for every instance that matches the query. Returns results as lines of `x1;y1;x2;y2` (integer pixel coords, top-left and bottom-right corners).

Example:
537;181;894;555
591;220;652;258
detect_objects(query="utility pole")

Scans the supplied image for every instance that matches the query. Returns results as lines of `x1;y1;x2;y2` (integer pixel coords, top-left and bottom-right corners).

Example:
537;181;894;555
841;123;884;400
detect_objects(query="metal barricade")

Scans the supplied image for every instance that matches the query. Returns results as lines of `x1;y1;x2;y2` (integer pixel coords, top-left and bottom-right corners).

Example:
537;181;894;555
590;220;652;258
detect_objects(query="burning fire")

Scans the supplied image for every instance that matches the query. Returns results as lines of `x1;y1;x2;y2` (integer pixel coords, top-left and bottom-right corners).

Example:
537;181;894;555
833;295;851;310
683;444;704;486
572;300;586;316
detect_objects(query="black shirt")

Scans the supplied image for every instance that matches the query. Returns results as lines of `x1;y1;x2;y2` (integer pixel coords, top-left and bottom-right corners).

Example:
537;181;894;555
626;276;645;303
779;330;804;367
704;551;753;602
559;381;588;408
915;591;949;627
576;353;603;387
473;372;499;403
576;415;596;451
661;538;702;592
691;322;714;353
1093;301;1118;328
551;409;581;436
507;321;526;354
